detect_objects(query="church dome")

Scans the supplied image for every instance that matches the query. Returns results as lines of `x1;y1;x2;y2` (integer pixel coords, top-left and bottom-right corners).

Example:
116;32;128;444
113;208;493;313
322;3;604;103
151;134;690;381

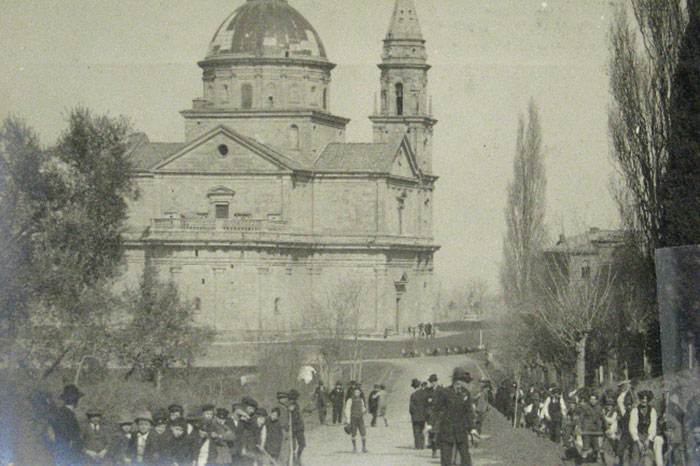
206;0;327;60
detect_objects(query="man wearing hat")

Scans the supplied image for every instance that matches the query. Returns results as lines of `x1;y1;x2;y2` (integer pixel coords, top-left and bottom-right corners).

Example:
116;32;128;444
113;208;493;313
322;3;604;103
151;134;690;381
543;386;567;444
409;378;428;449
329;381;345;425
128;410;157;465
425;374;439;456
50;384;85;466
281;389;305;465
83;411;109;464
432;367;477;466
314;381;330;426
109;414;134;465
368;384;380;427
629;390;657;465
237;397;259;464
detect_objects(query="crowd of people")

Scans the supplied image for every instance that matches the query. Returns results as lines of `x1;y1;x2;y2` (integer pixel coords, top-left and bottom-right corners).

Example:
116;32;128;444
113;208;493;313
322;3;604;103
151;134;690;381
41;377;394;466
408;369;491;466
43;384;306;466
493;379;700;465
407;322;437;339
401;345;483;359
312;379;390;453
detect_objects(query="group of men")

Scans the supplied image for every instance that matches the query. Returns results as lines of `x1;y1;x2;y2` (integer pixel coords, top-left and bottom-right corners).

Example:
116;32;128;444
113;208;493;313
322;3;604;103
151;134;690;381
312;379;389;453
47;384;306;466
407;322;436;339
494;379;699;466
409;368;491;466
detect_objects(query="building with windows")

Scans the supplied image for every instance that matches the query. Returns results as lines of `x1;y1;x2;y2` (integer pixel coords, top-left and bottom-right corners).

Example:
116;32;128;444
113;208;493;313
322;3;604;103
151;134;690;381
122;0;440;338
543;228;625;284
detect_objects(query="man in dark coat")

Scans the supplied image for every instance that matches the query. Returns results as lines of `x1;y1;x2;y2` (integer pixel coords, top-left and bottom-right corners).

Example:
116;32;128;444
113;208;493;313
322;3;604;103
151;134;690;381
329;381;345;425
283;390;305;466
265;407;284;461
368;384;380;427
128;411;158;465
50;384;85;466
314;381;330;425
409;378;428;449
433;368;477;466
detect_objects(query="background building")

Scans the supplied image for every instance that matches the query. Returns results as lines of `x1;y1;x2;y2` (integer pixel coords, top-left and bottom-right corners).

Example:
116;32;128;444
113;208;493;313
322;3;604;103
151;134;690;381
122;0;440;338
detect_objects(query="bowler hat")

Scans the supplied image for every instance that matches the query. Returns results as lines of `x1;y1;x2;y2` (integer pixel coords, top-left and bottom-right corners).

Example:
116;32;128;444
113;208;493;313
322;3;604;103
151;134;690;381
168;404;183;413
451;367;473;383
256;407;268;417
216;408;229;419
86;412;103;419
276;392;289;400
288;389;300;401
241;397;258;408
638;390;654;401
117;414;133;425
411;378;421;388
335;381;342;386
134;410;153;424
201;404;216;413
59;384;84;403
428;374;438;383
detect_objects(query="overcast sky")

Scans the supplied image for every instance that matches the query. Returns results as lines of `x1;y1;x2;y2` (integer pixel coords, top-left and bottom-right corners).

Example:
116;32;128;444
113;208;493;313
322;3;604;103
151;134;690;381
0;0;621;291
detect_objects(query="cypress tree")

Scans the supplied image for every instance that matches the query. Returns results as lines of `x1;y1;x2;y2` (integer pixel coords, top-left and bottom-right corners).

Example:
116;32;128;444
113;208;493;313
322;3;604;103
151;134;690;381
660;2;700;247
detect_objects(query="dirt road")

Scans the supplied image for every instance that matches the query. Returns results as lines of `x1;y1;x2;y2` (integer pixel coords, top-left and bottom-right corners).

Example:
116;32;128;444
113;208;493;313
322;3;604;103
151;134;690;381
302;355;507;466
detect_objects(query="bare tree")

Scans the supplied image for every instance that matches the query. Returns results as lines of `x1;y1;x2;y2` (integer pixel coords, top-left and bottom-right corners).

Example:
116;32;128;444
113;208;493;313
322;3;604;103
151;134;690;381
307;275;367;384
501;99;547;314
608;1;687;258
535;256;616;388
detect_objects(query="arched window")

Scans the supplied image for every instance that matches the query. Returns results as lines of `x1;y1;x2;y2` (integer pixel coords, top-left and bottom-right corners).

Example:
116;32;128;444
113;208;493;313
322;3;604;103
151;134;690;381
241;84;253;109
194;297;201;311
322;88;328;110
395;83;404;116
289;125;299;150
274;297;281;314
310;85;317;106
222;84;229;103
581;261;591;280
266;83;275;108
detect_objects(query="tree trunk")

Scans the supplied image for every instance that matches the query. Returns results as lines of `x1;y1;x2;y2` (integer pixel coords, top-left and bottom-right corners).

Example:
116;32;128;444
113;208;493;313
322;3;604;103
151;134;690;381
575;334;588;389
74;356;86;386
155;368;163;392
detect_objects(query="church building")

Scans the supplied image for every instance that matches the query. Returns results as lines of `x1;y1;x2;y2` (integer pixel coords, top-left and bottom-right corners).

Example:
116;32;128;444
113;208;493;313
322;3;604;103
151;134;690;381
123;0;440;337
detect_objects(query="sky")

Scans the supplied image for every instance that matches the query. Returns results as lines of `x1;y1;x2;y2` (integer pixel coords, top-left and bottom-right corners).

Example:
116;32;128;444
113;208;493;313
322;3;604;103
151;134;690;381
0;0;622;291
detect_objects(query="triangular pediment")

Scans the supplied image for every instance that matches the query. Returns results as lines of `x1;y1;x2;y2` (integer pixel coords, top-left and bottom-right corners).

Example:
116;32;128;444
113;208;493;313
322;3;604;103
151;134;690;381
207;186;235;197
152;126;299;173
390;136;421;180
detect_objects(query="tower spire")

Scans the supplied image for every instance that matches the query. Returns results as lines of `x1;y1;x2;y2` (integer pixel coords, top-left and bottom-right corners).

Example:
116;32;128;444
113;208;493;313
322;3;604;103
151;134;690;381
370;0;436;174
386;0;423;41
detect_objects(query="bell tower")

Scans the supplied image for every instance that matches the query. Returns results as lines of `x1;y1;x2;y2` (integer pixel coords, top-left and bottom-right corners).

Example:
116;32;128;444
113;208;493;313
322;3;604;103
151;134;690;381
370;0;437;173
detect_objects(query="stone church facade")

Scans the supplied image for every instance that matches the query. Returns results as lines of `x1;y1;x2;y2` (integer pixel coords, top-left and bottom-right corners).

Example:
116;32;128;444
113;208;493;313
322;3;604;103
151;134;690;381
123;0;440;337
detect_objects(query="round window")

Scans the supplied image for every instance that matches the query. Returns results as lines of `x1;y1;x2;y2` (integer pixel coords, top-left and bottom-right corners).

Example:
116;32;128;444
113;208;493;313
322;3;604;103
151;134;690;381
218;144;229;156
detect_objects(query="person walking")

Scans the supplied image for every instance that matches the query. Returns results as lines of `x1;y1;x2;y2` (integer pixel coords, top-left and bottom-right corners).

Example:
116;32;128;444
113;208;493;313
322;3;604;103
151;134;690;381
433;367;477;466
376;385;389;427
368;385;380;427
49;384;85;466
409;378;428;449
629;390;657;466
314;381;330;426
344;388;368;453
329;382;345;425
543;386;566;444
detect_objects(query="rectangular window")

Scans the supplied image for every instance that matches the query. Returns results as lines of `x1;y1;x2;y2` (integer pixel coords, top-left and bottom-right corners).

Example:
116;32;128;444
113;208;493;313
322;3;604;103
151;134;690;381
215;204;229;219
241;84;253;109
